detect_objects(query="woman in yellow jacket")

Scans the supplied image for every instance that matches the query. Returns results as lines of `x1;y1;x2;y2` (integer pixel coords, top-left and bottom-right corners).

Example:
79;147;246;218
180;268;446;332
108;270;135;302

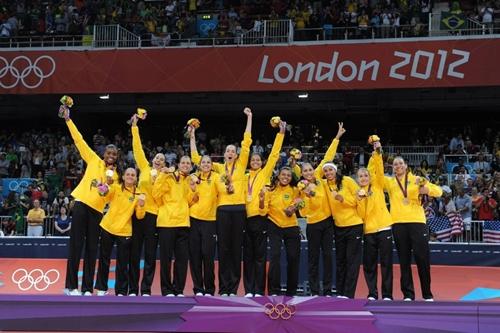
187;153;220;296
384;156;442;301
243;119;286;297
258;167;303;296
94;168;146;296
190;107;252;296
298;122;345;296
323;162;363;299
60;108;119;296
153;156;198;296
356;141;393;300
129;116;165;296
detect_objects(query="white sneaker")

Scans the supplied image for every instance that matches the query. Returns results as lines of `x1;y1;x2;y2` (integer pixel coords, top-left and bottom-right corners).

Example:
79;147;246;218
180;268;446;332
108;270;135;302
368;297;376;301
424;298;434;302
83;291;92;296
383;298;392;301
404;298;412;301
165;294;175;297
244;293;253;298
195;292;204;296
67;289;81;296
128;293;137;297
142;294;151;297
229;293;236;297
176;294;185;297
254;294;263;297
271;294;278;296
337;295;349;299
96;290;107;296
117;294;124;296
220;293;229;297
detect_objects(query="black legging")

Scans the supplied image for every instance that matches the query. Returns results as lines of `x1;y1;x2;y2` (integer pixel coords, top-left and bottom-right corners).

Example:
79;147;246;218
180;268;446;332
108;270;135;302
129;212;158;295
65;201;102;293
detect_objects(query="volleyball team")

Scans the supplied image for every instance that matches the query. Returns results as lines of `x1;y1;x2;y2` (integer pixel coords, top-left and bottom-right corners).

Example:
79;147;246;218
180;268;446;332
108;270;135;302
60;106;442;301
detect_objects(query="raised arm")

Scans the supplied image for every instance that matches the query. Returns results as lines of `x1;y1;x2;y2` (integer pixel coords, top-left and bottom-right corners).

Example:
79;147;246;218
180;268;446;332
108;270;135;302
314;122;346;178
131;117;150;171
237;107;253;170
368;142;385;189
262;121;286;178
189;126;202;165
64;114;99;163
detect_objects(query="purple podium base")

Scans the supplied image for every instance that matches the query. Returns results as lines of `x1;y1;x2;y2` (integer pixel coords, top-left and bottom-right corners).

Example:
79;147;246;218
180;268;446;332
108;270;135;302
1;295;499;333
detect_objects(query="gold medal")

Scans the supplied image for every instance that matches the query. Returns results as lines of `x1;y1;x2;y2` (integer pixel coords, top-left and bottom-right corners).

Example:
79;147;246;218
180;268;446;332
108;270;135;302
247;194;253;202
403;198;410;205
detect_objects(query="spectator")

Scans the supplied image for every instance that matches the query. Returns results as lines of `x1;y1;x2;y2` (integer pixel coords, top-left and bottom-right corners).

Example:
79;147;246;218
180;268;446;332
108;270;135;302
449;134;465;153
54;206;71;236
454;186;472;236
26;199;45;237
0;152;9;178
473;153;491;174
479;2;495;34
475;188;498;220
353;147;370;168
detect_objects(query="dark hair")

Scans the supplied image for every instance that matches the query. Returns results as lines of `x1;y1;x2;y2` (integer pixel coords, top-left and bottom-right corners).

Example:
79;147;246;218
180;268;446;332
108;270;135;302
270;166;297;189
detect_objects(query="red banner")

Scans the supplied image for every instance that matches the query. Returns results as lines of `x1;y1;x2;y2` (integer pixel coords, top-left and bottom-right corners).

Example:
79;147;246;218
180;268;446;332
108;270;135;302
1;38;500;94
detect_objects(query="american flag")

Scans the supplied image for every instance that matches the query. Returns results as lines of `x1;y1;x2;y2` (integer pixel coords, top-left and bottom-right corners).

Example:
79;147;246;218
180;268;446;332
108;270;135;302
483;221;500;243
427;212;464;242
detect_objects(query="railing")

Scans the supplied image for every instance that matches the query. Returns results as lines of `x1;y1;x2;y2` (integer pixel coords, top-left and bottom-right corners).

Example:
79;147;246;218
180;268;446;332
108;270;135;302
92;25;141;48
295;25;429;41
0;35;89;48
1;215;60;237
240;20;294;44
2;24;499;49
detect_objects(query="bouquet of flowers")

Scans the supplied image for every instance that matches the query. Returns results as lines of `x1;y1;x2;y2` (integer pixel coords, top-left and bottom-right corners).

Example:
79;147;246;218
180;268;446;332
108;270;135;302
297;179;316;197
220;174;234;194
58;95;74;119
127;107;148;125
270;116;281;128
284;198;305;217
185;118;201;138
290;148;302;160
150;169;158;178
368;135;382;153
91;179;110;196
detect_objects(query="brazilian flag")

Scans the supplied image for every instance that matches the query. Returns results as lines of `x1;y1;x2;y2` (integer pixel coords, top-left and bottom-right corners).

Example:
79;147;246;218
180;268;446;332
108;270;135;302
440;12;466;30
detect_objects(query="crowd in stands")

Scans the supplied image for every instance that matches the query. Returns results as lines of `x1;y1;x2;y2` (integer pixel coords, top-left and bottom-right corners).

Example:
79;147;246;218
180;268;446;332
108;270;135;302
1;0;497;44
0;121;499;237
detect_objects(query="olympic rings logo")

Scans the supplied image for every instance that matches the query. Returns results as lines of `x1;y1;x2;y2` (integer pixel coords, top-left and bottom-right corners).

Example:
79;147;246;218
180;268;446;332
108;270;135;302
11;268;60;291
8;179;31;192
264;302;297;320
199;22;217;34
0;55;56;89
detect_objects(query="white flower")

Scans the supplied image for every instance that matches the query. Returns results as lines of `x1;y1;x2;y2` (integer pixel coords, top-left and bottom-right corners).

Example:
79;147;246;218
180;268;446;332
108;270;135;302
105;170;114;178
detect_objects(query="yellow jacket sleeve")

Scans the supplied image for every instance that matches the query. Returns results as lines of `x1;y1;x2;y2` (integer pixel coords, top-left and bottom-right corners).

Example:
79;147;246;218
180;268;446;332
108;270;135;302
341;177;359;208
191;150;202;166
131;126;149;171
262;132;284;179
368;152;385;188
104;184;118;203
152;172;171;203
425;182;443;198
315;138;339;178
66;119;99;163
292;164;301;179
237;132;252;173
